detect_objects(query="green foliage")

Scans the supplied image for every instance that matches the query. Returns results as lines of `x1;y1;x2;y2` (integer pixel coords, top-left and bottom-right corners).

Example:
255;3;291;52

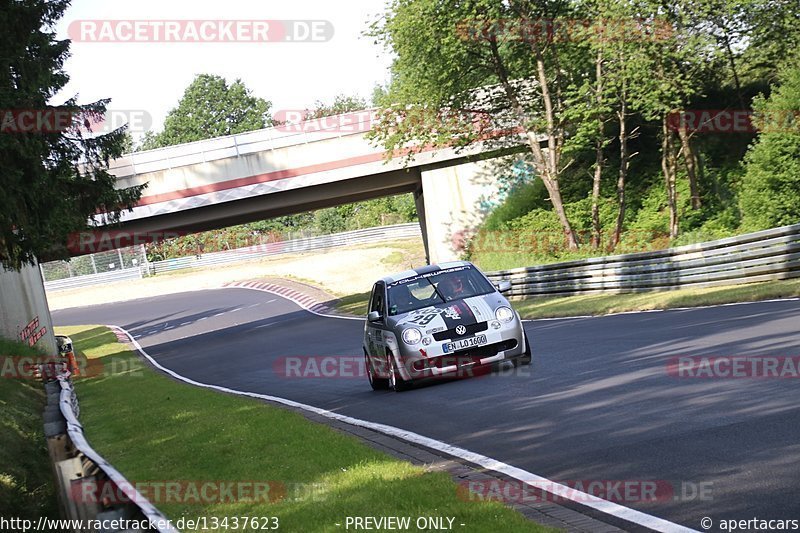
672;206;742;246
313;195;418;235
139;74;274;150
146;194;418;261
739;63;800;231
0;337;59;519
0;0;144;268
304;94;369;120
738;0;800;84
481;180;549;231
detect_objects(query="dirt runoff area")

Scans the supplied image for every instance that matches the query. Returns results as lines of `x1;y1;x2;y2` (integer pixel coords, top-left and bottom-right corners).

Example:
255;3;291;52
46;239;427;311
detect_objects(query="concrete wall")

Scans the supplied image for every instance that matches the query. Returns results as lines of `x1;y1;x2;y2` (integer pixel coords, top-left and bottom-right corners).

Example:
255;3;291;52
419;159;503;264
0;263;57;354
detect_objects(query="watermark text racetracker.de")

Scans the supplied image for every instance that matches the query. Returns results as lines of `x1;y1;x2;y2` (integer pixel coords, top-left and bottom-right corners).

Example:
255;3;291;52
272;355;532;381
668;356;800;379
68;19;333;43
456;17;673;43
273;110;377;133
0;355;142;380
70;478;329;505
458;479;713;504
66;229;289;255
0;108;151;134
667;109;800;134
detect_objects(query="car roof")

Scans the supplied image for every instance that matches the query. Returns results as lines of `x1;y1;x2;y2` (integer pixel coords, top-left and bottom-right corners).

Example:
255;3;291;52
379;261;474;285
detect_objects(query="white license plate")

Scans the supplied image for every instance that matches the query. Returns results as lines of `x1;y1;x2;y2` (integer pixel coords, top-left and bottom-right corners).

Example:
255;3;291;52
443;334;487;353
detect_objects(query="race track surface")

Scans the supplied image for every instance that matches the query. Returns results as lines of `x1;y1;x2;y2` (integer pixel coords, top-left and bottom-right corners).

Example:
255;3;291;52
54;289;800;530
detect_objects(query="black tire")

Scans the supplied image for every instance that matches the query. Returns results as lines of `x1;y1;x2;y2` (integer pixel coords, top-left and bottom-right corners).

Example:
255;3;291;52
514;332;532;367
389;354;412;392
365;351;390;390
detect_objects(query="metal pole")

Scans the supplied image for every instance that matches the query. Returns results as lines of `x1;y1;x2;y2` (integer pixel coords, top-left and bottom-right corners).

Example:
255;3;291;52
140;244;150;277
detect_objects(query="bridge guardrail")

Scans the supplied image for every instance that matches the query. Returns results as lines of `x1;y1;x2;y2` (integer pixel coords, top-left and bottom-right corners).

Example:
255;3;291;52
485;222;800;298
109;111;377;178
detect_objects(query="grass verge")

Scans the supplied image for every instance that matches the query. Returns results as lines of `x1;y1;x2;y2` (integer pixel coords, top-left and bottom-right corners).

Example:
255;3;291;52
0;338;59;518
511;278;800;319
55;325;552;533
335;291;371;316
328;279;800;320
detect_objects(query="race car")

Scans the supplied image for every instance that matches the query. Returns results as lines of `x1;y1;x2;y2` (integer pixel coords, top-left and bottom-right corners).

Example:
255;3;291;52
363;261;531;391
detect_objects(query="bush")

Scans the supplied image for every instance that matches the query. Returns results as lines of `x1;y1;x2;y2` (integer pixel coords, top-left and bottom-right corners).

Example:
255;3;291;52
480;180;549;231
739;63;800;231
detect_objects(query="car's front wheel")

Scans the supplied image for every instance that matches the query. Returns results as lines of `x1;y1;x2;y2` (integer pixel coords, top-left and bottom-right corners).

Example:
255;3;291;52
388;353;412;392
365;351;389;390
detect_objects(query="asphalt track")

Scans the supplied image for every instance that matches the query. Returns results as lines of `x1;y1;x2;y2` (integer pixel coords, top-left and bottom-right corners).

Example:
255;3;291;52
53;288;800;531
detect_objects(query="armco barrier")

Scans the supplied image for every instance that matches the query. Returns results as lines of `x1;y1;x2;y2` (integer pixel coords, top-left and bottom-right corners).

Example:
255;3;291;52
485;222;800;298
42;360;178;532
148;223;422;275
43;267;144;292
42;223;422;291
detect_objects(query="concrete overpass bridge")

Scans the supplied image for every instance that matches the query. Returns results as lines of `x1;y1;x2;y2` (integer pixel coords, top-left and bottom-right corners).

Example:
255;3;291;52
100;112;534;264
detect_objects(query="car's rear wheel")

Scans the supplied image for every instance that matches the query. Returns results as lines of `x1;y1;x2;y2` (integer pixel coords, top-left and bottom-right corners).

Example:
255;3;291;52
514;332;532;367
365;351;389;390
388;353;411;392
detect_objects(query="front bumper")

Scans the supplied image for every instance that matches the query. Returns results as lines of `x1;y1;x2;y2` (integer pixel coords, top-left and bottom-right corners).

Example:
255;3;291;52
394;319;526;381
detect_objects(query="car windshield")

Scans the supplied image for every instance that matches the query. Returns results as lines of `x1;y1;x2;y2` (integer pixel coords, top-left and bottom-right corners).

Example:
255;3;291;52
386;266;496;316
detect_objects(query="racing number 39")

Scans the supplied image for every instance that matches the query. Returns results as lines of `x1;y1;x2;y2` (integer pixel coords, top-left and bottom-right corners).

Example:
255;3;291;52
411;313;438;326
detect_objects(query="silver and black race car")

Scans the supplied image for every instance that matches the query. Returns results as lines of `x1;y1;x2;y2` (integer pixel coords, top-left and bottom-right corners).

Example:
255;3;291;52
363;261;531;391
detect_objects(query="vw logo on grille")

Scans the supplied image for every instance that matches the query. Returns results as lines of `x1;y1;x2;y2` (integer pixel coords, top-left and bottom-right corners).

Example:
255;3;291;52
455;325;467;336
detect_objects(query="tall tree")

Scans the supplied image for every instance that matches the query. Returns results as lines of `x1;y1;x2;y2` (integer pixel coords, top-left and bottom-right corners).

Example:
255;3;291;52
0;0;143;268
627;0;716;237
739;63;800;230
140;74;274;150
739;0;800;84
369;0;593;249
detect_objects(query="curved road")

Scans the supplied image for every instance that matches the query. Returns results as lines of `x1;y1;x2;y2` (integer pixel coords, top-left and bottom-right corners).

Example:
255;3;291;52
54;288;800;531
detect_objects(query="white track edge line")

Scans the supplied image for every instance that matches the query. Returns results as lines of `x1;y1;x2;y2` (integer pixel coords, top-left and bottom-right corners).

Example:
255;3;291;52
110;324;697;533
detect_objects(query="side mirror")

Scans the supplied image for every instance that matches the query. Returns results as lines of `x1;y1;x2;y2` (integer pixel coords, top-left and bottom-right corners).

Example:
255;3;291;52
367;310;382;322
496;280;512;293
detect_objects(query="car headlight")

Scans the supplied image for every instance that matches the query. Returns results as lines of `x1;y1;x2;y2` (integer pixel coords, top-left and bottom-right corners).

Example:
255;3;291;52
402;328;422;345
495;306;515;323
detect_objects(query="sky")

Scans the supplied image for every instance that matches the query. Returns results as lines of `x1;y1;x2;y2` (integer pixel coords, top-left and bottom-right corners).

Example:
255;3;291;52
53;0;394;136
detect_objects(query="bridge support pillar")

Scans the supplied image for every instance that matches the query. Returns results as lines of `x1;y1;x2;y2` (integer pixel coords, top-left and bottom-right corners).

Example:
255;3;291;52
413;187;430;265
418;160;503;265
0;262;57;354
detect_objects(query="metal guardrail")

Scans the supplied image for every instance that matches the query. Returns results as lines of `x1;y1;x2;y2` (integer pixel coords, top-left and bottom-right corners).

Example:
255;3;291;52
42;224;421;291
44;267;144;292
43;361;178;532
485;222;800;298
149;223;422;275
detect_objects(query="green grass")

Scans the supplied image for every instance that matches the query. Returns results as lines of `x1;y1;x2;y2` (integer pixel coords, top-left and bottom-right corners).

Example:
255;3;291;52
511;278;800;319
335;291;371;316
56;325;552;533
0;338;59;518
329;279;800;320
